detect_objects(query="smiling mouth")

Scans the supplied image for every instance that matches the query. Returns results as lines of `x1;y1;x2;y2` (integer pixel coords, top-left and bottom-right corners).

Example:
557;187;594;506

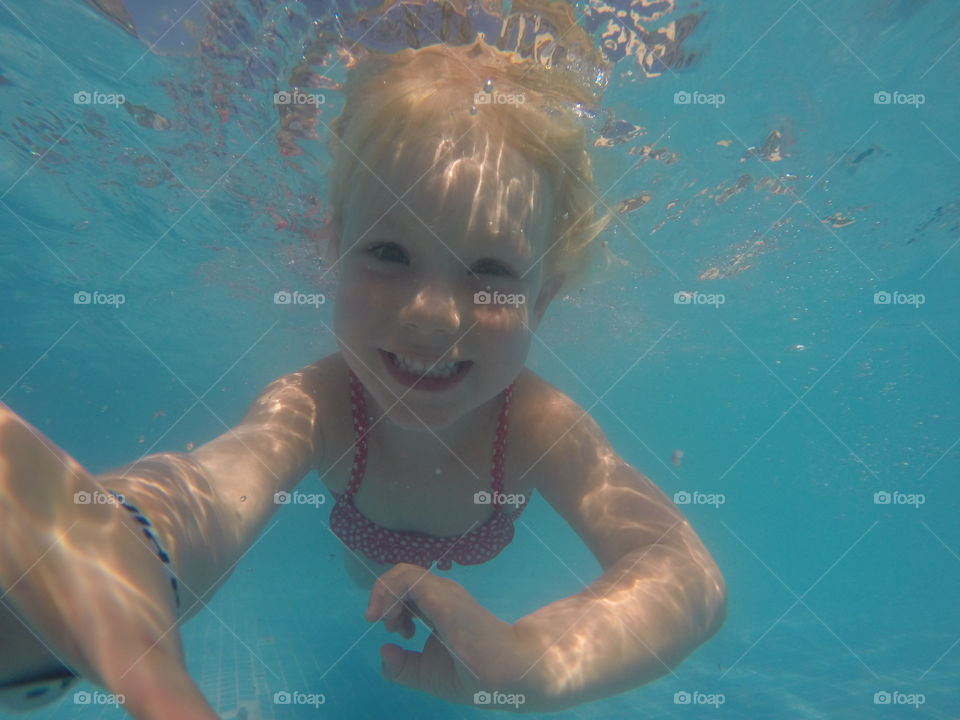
382;350;471;379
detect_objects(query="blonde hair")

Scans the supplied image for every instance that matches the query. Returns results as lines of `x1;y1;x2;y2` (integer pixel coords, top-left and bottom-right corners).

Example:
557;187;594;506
327;39;613;296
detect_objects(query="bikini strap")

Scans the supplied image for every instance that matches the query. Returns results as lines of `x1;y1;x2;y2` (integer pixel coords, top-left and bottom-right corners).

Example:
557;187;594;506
491;381;514;511
346;370;369;498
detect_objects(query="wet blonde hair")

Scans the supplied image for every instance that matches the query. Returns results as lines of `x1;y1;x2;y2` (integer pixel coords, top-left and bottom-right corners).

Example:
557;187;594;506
327;38;612;296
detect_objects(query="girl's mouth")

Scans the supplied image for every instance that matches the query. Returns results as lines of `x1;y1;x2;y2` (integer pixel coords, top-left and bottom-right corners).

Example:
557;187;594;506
380;349;472;391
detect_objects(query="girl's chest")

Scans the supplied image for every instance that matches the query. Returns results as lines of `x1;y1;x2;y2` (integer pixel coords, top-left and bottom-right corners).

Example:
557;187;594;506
321;417;533;538
325;436;524;536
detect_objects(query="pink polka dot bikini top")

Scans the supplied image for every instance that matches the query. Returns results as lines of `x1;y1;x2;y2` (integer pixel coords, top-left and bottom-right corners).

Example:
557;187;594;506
329;370;529;571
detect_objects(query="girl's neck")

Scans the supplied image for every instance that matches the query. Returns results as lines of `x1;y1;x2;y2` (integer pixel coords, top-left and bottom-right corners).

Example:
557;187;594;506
360;385;505;460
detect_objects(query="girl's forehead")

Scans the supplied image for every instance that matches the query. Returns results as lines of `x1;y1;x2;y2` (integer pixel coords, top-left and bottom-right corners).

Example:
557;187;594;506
348;135;554;235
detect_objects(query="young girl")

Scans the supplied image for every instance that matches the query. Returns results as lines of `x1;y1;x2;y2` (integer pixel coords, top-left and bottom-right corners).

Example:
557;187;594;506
0;29;726;720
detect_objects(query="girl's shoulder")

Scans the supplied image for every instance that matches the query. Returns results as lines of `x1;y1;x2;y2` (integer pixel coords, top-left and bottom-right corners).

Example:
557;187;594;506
299;349;354;432
264;353;352;476
273;352;350;419
510;366;582;432
503;367;592;490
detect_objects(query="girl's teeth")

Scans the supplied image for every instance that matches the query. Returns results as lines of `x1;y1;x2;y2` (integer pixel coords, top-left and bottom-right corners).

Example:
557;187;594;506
390;352;462;378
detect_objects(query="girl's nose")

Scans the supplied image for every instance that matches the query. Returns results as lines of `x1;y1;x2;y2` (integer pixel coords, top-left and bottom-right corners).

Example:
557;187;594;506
399;283;462;335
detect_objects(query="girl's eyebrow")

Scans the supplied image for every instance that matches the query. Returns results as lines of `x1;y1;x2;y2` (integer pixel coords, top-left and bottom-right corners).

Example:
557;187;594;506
363;206;531;257
370;206;418;229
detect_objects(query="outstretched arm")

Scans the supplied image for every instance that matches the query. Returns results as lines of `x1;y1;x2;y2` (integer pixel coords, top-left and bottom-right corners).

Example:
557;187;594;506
0;360;333;718
93;360;331;620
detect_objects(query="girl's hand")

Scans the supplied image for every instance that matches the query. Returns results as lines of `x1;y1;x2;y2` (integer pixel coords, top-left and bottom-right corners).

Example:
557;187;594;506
364;563;528;707
0;403;217;720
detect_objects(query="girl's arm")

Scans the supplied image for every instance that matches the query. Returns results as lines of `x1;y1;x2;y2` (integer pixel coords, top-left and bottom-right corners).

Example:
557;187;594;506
93;360;332;620
0;360;331;718
0;403;219;719
511;389;727;712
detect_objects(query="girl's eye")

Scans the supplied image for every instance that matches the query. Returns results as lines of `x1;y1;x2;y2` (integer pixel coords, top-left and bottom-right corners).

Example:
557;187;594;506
367;242;408;264
366;244;512;277
473;259;512;277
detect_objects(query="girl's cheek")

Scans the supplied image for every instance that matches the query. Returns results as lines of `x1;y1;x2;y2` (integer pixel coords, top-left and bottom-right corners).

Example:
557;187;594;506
472;301;532;332
339;267;378;303
334;270;376;329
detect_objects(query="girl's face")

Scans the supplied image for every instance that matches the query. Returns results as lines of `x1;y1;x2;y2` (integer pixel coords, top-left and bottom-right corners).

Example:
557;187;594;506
333;134;559;431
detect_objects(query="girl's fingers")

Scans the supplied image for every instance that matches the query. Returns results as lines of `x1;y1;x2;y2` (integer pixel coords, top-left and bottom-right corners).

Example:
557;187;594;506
365;564;443;638
378;596;405;627
365;563;420;622
396;609;415;639
380;601;418;638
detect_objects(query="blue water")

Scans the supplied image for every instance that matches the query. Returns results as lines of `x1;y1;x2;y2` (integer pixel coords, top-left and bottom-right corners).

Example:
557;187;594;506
2;0;959;718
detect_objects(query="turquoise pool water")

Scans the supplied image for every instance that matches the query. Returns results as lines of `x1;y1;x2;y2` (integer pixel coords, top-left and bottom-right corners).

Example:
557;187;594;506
1;1;959;718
